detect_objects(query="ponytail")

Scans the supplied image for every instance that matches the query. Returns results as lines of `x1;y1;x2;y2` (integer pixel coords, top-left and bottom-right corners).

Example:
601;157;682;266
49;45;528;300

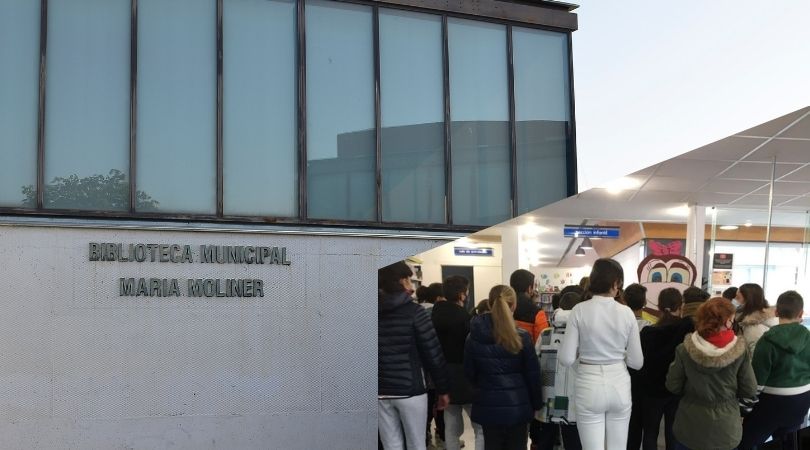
488;285;522;354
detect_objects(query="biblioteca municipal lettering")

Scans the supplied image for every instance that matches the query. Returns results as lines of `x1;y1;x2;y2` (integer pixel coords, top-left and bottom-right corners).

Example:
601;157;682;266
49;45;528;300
88;243;292;298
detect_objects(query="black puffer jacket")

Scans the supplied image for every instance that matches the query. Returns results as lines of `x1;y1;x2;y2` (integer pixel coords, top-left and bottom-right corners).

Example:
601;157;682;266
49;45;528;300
379;290;449;397
639;316;694;397
432;301;471;364
464;314;542;426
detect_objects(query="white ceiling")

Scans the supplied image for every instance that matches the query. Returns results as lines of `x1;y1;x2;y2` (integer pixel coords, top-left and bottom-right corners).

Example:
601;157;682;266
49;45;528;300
464;106;810;266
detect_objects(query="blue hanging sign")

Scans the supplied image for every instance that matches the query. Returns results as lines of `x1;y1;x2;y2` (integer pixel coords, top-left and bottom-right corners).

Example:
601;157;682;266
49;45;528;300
454;247;494;257
563;225;620;239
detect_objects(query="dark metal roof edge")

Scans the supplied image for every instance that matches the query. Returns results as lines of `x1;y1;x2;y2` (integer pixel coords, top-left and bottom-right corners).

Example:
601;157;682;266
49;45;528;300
369;0;578;31
498;0;579;12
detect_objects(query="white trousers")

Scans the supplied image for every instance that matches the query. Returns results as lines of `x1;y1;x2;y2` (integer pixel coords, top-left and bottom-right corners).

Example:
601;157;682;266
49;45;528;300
574;363;632;450
379;394;428;450
444;403;485;450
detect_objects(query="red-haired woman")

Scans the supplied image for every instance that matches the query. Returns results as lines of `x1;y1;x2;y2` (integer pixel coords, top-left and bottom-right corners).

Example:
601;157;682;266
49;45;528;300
666;298;757;450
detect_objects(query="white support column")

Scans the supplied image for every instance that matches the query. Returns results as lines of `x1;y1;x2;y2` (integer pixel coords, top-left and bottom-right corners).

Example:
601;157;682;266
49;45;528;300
686;205;706;288
501;226;522;285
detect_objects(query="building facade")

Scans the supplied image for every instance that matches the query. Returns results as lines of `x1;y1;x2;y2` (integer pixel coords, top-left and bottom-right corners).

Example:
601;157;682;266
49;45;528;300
0;0;577;447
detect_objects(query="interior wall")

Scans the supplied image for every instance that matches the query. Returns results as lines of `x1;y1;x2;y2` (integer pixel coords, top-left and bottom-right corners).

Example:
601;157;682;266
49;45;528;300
418;242;503;306
530;265;591;292
612;242;642;286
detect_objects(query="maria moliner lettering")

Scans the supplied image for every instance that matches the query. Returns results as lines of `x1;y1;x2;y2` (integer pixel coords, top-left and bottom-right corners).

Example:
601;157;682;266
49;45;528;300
119;278;264;297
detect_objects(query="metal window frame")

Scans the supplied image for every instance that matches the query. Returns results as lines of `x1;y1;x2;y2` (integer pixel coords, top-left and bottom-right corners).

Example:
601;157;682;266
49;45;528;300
441;14;452;225
9;0;578;234
129;0;138;213
507;24;518;218
35;0;48;209
216;0;224;217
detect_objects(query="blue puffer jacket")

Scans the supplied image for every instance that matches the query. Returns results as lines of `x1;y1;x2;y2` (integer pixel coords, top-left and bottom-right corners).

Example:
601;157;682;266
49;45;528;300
464;313;542;426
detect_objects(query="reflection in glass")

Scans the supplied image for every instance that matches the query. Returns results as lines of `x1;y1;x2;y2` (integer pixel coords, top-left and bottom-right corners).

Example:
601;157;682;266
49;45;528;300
0;0;39;207
44;0;130;210
137;0;216;213
513;27;570;215
379;10;444;224
306;0;375;221
223;0;296;217
448;19;510;226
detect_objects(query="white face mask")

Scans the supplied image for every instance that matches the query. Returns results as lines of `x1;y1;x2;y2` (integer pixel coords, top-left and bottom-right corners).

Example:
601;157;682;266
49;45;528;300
731;299;741;308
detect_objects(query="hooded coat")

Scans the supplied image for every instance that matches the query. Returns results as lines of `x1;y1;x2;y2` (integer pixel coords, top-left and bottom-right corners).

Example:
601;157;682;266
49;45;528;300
752;322;810;395
666;333;758;450
464;314;542;426
739;308;779;354
378;290;449;397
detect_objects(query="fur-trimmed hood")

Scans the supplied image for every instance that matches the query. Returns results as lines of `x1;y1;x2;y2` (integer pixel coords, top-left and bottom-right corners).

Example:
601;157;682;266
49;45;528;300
739;307;778;327
683;332;746;371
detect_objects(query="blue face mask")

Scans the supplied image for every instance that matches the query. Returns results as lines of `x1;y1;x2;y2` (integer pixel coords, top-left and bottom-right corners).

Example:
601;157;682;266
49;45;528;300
731;299;741;309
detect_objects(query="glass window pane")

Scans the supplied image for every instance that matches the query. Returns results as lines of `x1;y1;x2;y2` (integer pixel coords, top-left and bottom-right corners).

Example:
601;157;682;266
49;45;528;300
379;10;444;224
513;27;570;216
306;0;375;221
0;0;39;208
448;19;510;226
137;0;216;214
45;0;130;211
223;0;296;217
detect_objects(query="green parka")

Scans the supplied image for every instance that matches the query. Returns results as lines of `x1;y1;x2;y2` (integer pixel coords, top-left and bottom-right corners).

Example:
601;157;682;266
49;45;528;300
665;332;758;450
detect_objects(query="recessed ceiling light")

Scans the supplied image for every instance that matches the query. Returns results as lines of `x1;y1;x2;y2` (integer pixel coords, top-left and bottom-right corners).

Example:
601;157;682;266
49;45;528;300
575;246;586;256
744;221;753;228
719;225;739;231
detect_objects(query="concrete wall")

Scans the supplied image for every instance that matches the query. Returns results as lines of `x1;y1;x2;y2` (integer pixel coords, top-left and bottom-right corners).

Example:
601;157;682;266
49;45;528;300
0;223;442;449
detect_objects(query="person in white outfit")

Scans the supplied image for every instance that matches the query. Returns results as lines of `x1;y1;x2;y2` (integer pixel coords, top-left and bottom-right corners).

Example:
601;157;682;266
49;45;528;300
558;258;644;450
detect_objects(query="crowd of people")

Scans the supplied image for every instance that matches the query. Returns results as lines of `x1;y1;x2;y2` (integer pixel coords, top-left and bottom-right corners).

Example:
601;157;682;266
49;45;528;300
378;258;810;450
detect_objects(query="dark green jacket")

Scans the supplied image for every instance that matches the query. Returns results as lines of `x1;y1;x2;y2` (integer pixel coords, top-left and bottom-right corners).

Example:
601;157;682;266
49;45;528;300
752;322;810;395
666;333;757;450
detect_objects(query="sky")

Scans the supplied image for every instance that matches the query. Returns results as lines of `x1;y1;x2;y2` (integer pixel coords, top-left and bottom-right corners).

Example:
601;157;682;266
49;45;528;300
572;0;810;191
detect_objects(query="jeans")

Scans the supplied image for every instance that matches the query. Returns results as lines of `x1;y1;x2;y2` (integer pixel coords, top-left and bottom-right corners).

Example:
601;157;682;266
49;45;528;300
379;394;428;450
444;404;484;450
575;363;633;450
482;422;529;450
739;391;810;450
641;396;679;450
